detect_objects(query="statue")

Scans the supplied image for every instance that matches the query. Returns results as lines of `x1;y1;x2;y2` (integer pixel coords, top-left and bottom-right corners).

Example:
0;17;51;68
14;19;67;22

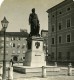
29;8;40;36
27;8;40;49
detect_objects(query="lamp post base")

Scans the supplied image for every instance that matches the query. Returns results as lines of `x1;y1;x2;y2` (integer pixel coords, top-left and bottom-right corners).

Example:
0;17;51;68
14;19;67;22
2;60;6;80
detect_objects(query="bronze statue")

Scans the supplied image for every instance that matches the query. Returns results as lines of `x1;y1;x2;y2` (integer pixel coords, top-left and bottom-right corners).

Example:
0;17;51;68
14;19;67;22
29;8;40;36
27;8;40;49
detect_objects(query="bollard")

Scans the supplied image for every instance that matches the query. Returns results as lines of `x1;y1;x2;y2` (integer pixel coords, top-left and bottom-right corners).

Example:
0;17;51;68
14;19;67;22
8;67;13;80
68;63;72;76
42;66;46;78
0;66;2;80
54;62;57;67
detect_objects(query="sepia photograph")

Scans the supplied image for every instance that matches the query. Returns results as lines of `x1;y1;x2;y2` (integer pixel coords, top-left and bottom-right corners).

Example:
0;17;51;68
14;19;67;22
0;0;74;80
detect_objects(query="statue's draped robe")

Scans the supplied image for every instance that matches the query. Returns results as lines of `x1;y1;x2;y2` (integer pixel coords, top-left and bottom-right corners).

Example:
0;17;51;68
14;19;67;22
29;13;39;36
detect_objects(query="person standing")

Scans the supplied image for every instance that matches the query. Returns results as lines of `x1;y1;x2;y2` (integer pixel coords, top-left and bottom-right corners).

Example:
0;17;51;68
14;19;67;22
10;59;13;67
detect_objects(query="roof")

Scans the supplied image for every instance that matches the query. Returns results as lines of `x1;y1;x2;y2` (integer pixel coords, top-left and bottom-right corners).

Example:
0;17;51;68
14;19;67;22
47;0;73;13
0;31;29;37
41;30;48;32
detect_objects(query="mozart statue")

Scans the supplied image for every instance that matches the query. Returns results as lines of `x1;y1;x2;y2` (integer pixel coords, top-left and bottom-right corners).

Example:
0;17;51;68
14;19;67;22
29;8;40;36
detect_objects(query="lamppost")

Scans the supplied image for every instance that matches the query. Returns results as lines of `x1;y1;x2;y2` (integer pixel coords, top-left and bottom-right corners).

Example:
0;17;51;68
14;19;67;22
1;17;9;80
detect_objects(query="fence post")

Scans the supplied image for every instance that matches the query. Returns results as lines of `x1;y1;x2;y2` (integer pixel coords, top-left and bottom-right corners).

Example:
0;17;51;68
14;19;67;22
42;66;46;78
0;66;2;80
8;67;13;80
54;62;57;67
68;63;72;76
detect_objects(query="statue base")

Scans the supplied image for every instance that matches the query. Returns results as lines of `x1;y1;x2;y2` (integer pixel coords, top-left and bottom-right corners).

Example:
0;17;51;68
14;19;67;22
23;36;46;67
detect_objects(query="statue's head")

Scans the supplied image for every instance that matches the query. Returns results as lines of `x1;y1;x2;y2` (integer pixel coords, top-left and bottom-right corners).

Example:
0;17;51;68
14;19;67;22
32;8;35;13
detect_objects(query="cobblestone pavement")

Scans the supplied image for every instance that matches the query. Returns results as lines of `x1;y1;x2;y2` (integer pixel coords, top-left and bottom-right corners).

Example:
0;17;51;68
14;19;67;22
13;72;74;80
1;63;74;80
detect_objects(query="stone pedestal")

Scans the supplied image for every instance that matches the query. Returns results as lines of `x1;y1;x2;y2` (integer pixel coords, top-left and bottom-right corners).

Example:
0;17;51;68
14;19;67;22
23;36;46;67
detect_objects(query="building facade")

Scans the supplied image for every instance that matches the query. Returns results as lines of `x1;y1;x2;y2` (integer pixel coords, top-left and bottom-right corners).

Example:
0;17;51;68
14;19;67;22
0;31;28;62
47;0;74;62
41;30;48;62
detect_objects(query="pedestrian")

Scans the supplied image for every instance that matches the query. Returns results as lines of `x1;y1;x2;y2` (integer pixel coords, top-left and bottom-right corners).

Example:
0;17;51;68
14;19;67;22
10;59;13;67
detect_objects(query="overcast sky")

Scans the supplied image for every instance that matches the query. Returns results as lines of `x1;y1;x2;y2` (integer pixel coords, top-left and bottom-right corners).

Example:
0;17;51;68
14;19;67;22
0;0;64;33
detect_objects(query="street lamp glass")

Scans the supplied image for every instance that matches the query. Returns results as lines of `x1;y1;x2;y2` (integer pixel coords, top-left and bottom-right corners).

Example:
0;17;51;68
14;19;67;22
1;17;9;28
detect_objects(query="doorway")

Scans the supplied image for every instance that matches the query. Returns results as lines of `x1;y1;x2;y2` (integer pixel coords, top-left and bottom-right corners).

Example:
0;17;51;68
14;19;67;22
13;56;18;62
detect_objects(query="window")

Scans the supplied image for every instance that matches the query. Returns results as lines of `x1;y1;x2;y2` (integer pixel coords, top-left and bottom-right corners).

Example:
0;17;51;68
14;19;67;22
22;44;26;48
6;51;8;54
67;7;70;11
52;25;54;32
67;52;70;60
51;52;54;59
58;52;62;59
11;37;13;41
17;43;20;48
18;51;20;54
1;51;3;54
48;15;49;18
42;32;47;37
66;19;71;28
6;37;9;41
10;42;12;46
59;36;62;44
58;22;62;30
1;37;4;41
6;44;9;48
1;44;4;48
12;50;15;54
19;37;20;40
23;51;25;54
11;37;15;40
13;43;15;47
52;38;54;44
52;15;54;17
23;38;26;40
67;34;71;42
23;57;25;59
13;37;15;40
59;11;62;14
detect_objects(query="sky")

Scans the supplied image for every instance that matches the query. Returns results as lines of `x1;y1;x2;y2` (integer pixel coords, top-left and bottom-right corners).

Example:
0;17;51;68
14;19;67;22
0;0;64;33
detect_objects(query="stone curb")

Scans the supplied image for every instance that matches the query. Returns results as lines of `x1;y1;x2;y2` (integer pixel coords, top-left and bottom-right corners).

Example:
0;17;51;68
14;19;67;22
13;78;41;80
